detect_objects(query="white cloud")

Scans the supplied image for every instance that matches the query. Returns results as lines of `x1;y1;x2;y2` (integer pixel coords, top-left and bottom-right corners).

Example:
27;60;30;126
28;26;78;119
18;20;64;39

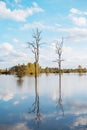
0;42;13;52
0;1;44;21
13;38;19;43
21;21;56;30
0;92;13;101
65;34;87;42
70;8;82;15
0;42;29;68
11;51;28;58
66;101;87;115
70;15;87;26
73;16;87;26
70;8;87;15
13;101;19;105
21;21;87;42
60;27;87;42
0;43;24;57
69;8;87;26
64;27;87;35
72;117;87;127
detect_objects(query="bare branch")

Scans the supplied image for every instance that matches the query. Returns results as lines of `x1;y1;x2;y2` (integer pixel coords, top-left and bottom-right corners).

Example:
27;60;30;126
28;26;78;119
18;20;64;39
55;37;64;65
27;28;42;64
56;38;63;56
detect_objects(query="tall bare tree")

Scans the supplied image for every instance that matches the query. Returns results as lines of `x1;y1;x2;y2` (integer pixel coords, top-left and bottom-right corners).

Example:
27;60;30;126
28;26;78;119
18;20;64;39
55;37;63;72
54;37;63;86
27;28;41;78
55;37;64;116
28;29;41;127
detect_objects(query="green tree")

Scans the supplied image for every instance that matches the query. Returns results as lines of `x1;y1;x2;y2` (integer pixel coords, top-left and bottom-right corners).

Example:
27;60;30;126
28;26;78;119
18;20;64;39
16;65;26;78
26;62;35;75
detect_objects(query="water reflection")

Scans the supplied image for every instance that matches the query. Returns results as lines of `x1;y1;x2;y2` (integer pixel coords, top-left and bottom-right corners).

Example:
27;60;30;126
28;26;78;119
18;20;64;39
1;74;87;130
29;77;41;127
78;72;87;76
17;77;23;87
56;73;64;116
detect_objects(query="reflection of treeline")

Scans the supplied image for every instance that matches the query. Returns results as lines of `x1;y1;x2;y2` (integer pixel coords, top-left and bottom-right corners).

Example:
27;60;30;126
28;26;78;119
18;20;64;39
0;64;87;77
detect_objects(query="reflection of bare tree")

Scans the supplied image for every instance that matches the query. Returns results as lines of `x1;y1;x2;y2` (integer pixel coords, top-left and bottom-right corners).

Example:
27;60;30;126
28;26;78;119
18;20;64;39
29;77;41;126
58;73;64;116
16;77;23;87
55;38;64;116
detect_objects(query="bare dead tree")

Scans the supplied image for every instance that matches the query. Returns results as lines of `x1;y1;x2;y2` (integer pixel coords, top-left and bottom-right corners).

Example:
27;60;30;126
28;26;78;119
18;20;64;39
27;28;41;78
56;38;63;99
28;29;41;126
55;37;63;72
55;37;64;116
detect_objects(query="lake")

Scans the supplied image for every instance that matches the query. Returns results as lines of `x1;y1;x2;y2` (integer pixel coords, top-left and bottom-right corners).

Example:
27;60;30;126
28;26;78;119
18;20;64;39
0;73;87;130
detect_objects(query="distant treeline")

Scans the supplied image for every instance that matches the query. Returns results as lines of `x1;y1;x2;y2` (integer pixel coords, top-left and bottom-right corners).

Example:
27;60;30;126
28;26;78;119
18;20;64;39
0;63;87;77
3;62;42;78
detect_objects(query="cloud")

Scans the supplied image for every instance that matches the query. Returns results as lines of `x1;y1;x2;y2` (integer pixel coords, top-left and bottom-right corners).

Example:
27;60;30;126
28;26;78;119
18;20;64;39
0;42;29;68
0;43;24;58
0;1;44;21
65;33;87;42
0;92;13;101
69;13;87;26
69;8;87;26
13;101;19;105
0;42;25;57
60;27;87;42
0;42;13;52
21;21;87;42
21;21;57;30
72;117;87;129
70;8;82;15
65;100;87;115
11;51;28;58
70;16;87;26
13;38;19;43
70;8;87;15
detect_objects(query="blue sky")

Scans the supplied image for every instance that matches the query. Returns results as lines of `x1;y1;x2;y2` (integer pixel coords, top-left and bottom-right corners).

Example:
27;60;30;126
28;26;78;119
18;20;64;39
0;0;87;69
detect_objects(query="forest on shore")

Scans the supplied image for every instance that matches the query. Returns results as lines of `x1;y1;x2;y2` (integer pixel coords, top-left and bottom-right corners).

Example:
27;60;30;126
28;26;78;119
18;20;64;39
0;62;87;78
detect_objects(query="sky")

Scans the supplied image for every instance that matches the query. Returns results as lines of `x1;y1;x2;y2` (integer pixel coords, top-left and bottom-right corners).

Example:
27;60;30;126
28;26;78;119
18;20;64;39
0;0;87;69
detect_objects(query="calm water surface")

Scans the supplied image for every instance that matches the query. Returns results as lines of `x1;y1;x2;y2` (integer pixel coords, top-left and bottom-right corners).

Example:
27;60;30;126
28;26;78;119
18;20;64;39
0;73;87;130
